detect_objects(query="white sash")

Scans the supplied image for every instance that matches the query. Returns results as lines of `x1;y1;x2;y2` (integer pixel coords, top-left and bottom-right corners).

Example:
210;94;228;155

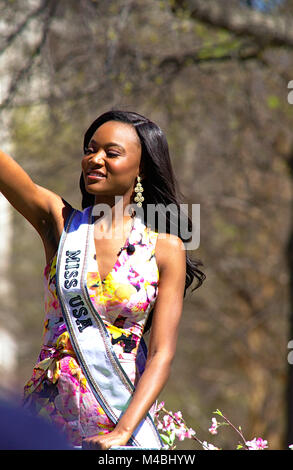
55;205;163;449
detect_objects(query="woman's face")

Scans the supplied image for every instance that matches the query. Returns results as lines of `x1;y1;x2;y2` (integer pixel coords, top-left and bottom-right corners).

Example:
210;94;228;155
81;120;142;205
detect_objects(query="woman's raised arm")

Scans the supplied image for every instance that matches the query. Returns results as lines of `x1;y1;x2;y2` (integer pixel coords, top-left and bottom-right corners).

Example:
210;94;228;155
0;149;72;262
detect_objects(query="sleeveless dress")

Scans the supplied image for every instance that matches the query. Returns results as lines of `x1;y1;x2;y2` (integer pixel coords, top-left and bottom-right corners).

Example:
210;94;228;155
23;212;160;447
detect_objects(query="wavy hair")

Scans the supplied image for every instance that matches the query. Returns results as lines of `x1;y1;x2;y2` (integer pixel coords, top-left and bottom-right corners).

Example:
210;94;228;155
80;109;206;332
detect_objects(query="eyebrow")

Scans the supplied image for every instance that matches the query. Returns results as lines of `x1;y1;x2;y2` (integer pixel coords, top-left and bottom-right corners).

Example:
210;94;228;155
89;139;125;152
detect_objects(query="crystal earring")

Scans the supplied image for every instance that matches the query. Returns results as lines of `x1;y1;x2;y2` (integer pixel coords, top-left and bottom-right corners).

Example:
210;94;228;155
133;175;144;208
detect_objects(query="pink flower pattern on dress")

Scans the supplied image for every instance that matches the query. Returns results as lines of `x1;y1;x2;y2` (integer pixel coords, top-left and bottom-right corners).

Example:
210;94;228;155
23;217;160;447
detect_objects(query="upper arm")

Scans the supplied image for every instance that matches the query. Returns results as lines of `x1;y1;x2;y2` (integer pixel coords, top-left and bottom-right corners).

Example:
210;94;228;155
146;233;186;363
10;183;72;245
33;185;73;237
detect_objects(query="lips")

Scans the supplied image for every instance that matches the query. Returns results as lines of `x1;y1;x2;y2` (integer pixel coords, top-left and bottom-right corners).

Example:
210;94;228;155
87;170;106;177
86;170;107;181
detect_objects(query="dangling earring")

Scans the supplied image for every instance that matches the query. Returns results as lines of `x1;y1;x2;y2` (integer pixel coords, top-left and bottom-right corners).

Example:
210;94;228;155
133;175;144;208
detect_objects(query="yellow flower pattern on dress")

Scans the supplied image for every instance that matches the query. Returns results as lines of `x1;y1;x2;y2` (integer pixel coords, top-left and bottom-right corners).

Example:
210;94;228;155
23;215;159;447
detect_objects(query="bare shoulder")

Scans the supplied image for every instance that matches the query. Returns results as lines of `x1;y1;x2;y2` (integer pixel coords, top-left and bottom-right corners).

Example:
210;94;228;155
155;232;186;275
146;233;186;363
156;232;186;251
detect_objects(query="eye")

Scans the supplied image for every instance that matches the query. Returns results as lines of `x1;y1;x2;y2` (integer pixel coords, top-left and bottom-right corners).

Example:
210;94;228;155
85;147;94;155
107;151;119;157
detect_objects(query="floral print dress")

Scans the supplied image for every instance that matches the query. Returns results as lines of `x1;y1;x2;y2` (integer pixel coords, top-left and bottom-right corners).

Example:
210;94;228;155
23;214;160;447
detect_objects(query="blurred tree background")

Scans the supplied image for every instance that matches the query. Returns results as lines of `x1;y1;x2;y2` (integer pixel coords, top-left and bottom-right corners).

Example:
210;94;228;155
1;0;293;450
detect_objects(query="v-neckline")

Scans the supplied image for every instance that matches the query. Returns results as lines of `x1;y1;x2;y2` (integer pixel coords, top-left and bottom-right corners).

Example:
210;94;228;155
91;209;137;284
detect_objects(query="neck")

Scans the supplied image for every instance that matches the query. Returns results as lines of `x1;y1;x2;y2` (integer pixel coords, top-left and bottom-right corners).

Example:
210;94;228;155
92;195;134;232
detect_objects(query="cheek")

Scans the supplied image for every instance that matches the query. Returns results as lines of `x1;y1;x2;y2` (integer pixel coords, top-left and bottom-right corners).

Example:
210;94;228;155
109;161;137;191
110;159;138;175
81;157;88;171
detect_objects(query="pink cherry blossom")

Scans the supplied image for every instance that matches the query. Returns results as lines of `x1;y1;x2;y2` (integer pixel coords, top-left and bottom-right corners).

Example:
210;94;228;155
173;411;183;421
209;417;218;435
175;426;187;441
245;437;268;450
154;404;270;451
185;427;196;439
154;401;165;416
156;419;163;430
202;441;220;450
162;414;176;432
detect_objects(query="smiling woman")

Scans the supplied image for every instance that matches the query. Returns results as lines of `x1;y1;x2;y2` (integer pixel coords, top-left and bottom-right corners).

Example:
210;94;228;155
0;109;206;450
82;120;143;210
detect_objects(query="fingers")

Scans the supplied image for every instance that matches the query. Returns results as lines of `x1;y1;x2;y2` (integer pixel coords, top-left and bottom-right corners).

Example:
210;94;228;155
82;437;99;450
82;436;107;450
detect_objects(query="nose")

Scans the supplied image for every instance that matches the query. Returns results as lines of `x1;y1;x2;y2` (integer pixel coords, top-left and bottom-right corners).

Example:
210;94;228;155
89;150;106;165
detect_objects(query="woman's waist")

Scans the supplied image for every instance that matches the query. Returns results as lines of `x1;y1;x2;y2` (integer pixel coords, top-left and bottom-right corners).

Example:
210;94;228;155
39;331;76;360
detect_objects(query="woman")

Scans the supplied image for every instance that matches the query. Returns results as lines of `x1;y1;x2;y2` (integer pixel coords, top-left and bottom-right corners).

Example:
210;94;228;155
0;109;205;449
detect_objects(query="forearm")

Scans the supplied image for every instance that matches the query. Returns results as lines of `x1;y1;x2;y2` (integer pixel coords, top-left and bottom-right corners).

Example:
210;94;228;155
0;149;37;203
114;352;172;441
0;149;54;231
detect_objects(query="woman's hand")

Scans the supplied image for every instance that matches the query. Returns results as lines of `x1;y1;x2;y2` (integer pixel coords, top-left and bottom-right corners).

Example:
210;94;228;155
82;429;132;450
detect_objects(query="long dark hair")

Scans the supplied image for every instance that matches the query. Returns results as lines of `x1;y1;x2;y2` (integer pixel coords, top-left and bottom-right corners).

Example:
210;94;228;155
80;109;206;332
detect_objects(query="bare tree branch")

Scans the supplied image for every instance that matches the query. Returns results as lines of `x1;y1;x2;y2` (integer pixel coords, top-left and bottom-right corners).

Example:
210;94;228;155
157;42;262;70
0;0;58;110
0;0;51;56
172;0;293;48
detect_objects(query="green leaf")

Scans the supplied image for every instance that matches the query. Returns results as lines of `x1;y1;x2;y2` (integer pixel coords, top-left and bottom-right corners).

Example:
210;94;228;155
160;434;171;445
169;432;176;445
